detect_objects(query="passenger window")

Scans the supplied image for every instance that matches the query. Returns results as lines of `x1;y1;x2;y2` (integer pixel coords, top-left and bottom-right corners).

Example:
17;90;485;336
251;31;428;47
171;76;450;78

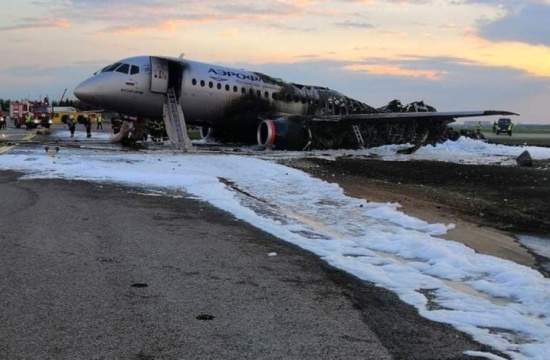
116;64;130;74
225;84;230;91
233;86;238;92
249;88;254;95
209;81;213;88
264;91;269;98
256;90;261;97
192;79;197;86
241;87;246;94
130;65;140;75
217;83;222;90
200;80;205;87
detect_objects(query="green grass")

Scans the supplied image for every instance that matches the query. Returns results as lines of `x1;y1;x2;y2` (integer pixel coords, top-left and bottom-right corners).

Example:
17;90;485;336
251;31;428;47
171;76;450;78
187;127;201;140
455;124;550;134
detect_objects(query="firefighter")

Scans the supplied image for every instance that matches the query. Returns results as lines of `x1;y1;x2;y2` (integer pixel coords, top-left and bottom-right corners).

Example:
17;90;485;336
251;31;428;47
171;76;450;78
96;114;103;130
0;115;6;130
85;116;92;138
25;113;33;130
68;115;76;137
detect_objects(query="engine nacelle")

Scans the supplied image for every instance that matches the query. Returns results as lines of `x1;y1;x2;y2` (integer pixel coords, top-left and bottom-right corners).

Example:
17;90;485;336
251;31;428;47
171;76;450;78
257;117;310;150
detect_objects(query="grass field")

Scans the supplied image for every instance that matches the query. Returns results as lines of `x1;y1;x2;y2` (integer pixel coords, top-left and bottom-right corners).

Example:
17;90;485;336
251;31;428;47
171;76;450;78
454;124;550;147
482;132;550;147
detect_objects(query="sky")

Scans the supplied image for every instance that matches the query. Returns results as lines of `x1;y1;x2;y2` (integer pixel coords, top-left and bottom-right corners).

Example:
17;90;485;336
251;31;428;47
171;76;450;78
0;0;549;123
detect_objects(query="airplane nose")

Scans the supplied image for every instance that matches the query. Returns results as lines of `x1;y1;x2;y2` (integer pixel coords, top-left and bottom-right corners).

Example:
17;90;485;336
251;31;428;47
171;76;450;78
74;78;99;105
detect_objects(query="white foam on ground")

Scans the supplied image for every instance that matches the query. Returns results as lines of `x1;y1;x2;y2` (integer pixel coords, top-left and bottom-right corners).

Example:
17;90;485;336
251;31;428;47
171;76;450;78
517;236;550;259
1;149;549;359
404;138;550;164
52;129;113;141
258;138;550;166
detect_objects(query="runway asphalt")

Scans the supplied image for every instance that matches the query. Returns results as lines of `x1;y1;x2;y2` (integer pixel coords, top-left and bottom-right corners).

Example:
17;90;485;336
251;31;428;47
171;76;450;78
0;170;495;359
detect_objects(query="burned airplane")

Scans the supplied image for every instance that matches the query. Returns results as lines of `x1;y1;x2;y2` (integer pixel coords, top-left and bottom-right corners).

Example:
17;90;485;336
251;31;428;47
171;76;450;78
74;56;516;150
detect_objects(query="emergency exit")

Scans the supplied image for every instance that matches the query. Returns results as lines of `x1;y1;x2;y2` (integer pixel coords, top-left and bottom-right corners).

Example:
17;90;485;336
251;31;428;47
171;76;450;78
150;57;169;94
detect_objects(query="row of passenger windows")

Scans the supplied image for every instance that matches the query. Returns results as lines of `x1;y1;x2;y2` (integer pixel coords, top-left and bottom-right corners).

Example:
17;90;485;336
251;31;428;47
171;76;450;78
189;78;329;106
191;78;275;99
101;62;140;75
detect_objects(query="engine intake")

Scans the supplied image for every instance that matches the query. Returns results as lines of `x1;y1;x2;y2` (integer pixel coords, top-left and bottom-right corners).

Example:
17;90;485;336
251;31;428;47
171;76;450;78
257;118;309;150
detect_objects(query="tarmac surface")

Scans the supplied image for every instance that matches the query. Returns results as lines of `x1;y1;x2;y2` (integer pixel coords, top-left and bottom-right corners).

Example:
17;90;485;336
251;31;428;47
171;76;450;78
0;170;494;360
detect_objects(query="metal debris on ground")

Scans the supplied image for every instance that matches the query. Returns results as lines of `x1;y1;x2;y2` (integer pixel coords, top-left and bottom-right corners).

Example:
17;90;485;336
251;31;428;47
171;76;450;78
516;150;533;167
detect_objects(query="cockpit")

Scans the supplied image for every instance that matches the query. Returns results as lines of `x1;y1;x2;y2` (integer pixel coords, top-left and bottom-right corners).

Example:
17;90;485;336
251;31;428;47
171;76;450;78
95;62;140;76
75;55;176;118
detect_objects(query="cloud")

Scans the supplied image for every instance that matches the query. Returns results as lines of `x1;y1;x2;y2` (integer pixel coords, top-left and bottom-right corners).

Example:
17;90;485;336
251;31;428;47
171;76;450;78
0;17;70;32
333;20;374;29
344;63;443;80
340;56;478;81
29;0;320;34
477;3;550;46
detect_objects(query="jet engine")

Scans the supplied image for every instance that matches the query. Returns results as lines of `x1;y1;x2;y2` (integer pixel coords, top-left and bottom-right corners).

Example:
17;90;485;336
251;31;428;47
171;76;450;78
257;117;310;150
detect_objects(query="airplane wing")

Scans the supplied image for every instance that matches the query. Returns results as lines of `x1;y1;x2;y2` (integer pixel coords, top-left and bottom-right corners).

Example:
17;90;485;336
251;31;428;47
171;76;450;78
309;110;518;123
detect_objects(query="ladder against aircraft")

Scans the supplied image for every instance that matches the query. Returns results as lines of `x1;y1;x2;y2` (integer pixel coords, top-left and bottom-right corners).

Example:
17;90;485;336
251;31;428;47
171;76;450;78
163;88;193;152
352;124;365;149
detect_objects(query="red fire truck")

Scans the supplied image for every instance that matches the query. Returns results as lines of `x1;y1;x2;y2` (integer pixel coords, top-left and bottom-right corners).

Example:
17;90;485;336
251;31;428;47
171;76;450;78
9;100;52;129
9;101;31;128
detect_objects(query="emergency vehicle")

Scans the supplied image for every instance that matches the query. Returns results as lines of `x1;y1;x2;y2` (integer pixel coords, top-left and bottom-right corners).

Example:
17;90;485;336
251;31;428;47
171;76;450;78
9;100;53;128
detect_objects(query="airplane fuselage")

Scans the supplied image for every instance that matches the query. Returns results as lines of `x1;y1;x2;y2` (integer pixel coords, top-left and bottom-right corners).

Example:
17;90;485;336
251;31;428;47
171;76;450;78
74;55;516;150
75;56;345;126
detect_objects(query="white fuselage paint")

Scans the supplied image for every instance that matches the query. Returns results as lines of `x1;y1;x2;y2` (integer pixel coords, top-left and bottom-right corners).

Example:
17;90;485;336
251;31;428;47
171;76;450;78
74;56;310;125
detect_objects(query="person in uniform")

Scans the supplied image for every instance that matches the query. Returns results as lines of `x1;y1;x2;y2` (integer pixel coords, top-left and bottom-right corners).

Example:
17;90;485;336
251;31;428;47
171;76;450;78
96;114;103;130
68;115;76;137
25;113;33;130
85;116;92;138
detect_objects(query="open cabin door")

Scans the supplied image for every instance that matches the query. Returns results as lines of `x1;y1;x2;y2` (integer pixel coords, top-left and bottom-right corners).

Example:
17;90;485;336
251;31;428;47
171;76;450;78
150;56;192;151
150;57;184;98
150;57;169;94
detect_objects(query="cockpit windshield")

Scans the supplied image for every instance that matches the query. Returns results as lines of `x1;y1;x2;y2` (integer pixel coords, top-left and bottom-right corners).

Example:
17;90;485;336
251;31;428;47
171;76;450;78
101;63;121;73
97;62;139;75
96;63;139;75
116;64;130;74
